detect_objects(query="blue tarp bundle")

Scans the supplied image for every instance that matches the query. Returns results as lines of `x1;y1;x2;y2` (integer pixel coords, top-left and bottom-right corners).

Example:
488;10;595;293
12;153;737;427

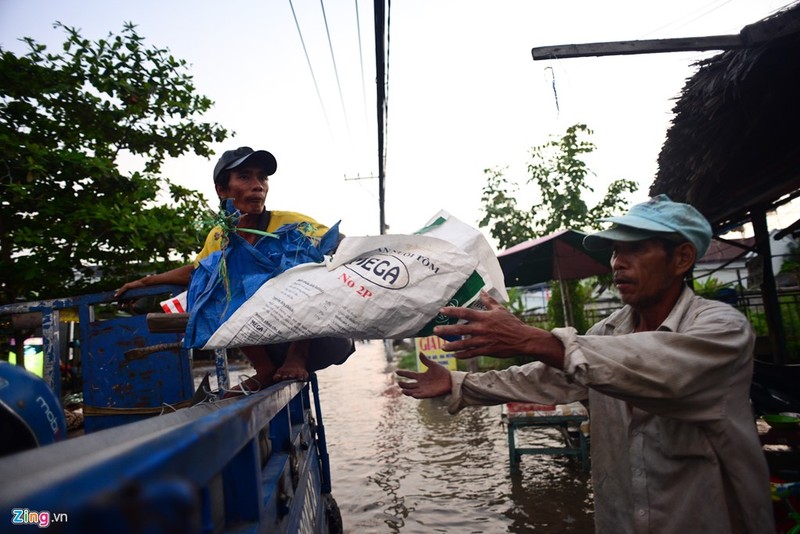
183;218;340;349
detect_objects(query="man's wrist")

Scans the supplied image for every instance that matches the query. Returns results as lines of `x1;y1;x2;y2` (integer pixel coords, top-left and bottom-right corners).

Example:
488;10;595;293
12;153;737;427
531;333;566;370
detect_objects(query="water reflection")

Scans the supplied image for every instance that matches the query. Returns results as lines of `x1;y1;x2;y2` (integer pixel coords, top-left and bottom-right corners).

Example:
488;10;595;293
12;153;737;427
221;340;595;532
369;385;411;531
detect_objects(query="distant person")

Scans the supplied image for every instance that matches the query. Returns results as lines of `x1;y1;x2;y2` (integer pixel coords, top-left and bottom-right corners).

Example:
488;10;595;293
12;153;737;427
116;147;354;394
397;195;774;533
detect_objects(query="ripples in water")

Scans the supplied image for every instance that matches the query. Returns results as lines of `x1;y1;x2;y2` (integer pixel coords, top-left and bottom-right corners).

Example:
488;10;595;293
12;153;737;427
205;340;594;532
318;341;594;533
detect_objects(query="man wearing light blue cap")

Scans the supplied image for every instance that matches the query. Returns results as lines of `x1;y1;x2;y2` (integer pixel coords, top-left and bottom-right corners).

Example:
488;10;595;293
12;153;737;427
398;195;773;533
582;193;712;258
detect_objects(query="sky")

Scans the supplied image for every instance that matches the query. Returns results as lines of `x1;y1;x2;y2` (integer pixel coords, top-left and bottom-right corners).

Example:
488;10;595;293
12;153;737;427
1;0;796;251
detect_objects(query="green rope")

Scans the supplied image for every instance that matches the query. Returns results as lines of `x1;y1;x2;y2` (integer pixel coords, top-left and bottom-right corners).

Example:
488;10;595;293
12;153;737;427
237;227;279;239
206;198;279;308
200;200;322;312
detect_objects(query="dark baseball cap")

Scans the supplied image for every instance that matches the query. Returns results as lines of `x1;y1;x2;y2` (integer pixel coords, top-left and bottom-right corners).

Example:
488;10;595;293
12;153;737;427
212;147;277;184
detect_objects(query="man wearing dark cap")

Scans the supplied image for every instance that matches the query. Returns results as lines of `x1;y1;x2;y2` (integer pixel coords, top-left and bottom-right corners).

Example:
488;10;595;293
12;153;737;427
397;195;774;533
116;147;353;390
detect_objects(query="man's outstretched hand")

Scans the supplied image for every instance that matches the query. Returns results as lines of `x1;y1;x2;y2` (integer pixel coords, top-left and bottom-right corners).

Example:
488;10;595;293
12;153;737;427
432;290;565;369
396;353;452;399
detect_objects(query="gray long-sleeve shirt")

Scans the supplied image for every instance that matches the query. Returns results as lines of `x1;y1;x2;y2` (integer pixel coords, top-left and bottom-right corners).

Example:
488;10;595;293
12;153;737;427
447;287;774;533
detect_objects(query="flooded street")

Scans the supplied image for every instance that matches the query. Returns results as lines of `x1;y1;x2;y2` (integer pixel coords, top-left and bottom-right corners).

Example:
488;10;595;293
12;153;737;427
313;340;594;533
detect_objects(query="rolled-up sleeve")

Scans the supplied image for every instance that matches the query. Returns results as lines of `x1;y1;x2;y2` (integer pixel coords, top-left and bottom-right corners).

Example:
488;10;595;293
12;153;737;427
447;363;587;414
553;327;588;377
552;301;755;422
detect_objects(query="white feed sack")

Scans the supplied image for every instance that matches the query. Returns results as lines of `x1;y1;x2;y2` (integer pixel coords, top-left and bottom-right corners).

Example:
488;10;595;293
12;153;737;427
200;210;507;349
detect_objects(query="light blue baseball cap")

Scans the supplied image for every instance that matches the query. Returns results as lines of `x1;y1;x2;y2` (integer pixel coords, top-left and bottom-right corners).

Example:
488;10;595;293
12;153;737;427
583;194;712;257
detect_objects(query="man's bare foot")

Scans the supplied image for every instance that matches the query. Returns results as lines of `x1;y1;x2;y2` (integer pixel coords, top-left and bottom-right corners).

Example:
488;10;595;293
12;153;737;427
273;363;309;382
273;340;311;382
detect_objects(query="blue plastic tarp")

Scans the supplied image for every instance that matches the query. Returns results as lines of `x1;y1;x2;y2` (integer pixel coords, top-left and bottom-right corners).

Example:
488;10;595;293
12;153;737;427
183;220;340;349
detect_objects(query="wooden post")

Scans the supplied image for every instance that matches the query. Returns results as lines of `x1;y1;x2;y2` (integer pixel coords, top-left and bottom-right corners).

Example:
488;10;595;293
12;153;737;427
751;207;788;364
554;253;573;327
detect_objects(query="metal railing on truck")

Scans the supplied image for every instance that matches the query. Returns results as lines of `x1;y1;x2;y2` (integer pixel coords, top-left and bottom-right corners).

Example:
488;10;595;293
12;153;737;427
0;288;342;533
0;285;192;418
0;377;341;533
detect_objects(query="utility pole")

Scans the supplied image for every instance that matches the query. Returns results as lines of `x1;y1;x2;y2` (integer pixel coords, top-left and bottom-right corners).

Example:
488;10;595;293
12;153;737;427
374;0;388;235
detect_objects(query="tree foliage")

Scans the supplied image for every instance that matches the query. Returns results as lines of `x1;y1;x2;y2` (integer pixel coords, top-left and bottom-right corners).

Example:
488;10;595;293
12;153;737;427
479;167;534;251
479;123;638;331
479;123;638;249
0;22;229;304
546;279;593;333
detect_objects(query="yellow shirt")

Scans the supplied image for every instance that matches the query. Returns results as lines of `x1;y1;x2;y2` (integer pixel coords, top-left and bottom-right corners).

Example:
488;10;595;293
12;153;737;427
193;210;330;267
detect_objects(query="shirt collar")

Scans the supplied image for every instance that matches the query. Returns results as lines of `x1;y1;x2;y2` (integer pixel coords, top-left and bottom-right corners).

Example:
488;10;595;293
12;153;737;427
658;285;694;332
604;285;693;334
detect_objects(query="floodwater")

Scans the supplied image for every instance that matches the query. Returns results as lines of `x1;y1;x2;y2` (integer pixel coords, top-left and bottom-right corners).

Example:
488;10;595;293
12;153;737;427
312;340;595;533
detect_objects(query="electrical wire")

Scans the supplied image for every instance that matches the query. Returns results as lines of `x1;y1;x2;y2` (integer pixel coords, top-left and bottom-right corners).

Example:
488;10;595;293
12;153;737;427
355;0;369;128
639;0;734;38
320;0;352;138
288;0;334;137
287;0;386;228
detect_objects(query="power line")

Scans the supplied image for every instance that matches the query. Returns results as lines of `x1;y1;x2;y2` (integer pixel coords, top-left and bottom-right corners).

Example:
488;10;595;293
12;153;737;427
354;0;369;128
289;0;382;228
319;0;352;138
288;0;334;137
639;0;734;38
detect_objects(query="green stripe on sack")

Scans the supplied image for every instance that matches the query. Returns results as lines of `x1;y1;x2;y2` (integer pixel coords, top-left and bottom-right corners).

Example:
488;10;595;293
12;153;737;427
413;216;447;235
414;270;485;337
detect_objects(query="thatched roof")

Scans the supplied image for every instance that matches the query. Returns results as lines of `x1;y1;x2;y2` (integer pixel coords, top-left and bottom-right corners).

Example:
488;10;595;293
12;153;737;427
649;3;800;233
